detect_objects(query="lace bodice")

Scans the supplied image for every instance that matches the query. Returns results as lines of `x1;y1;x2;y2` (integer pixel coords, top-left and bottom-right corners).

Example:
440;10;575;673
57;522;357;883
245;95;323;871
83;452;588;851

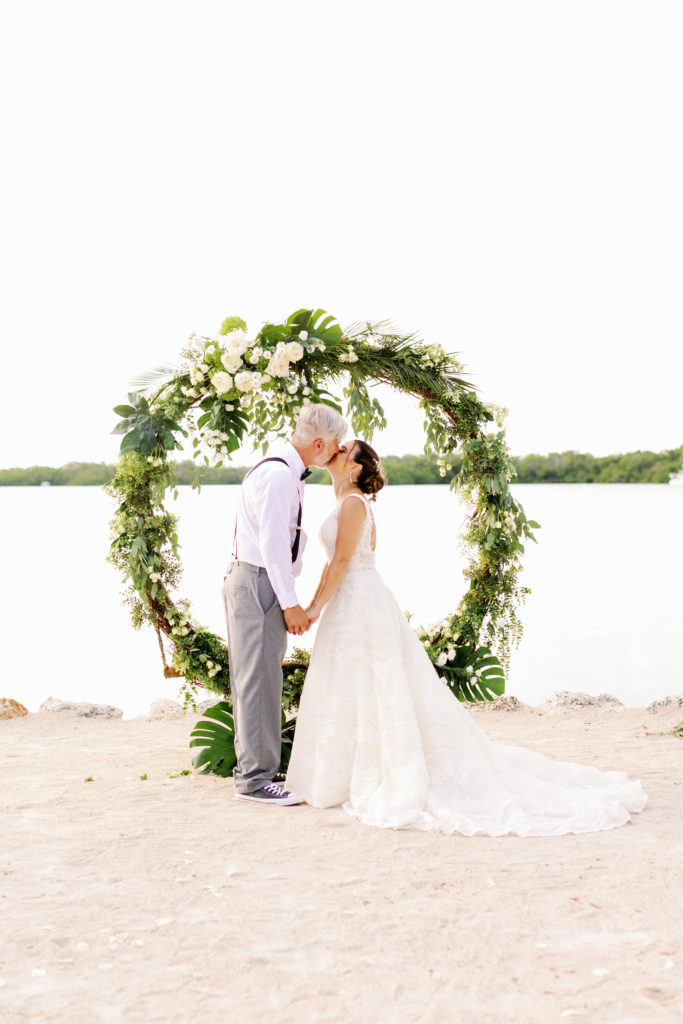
319;493;376;572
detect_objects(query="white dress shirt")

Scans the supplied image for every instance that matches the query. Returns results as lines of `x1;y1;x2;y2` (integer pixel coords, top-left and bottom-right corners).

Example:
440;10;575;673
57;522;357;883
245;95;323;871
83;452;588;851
231;442;308;609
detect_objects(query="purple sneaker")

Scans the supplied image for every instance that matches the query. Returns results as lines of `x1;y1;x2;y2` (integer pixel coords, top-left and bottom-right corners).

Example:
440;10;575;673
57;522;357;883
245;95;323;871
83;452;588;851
235;783;305;806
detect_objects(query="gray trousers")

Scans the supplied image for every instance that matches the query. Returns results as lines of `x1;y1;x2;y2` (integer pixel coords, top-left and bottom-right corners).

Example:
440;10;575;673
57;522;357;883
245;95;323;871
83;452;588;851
222;561;288;794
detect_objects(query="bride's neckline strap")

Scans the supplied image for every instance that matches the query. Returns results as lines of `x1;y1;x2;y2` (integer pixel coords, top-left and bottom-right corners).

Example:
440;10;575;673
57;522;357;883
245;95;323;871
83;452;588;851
337;492;368;506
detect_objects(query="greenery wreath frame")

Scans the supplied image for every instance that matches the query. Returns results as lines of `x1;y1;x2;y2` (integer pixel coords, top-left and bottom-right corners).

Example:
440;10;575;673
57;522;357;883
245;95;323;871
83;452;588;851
107;308;539;756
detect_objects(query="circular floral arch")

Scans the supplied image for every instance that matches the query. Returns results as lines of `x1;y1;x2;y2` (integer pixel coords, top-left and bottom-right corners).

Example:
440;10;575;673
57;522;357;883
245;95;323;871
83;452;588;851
107;308;539;719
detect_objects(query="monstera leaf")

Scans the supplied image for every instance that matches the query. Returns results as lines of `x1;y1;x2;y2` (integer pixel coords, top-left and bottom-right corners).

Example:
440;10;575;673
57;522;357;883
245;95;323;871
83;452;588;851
438;646;505;702
286;308;343;348
189;702;237;777
189;703;295;777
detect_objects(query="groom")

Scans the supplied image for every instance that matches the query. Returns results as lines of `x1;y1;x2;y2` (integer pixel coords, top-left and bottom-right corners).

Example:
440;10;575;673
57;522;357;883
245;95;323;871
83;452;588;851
222;403;348;806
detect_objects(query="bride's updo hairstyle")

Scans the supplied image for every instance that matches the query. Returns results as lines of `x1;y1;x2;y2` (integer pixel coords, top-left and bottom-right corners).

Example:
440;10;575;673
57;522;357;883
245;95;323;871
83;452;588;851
352;440;386;501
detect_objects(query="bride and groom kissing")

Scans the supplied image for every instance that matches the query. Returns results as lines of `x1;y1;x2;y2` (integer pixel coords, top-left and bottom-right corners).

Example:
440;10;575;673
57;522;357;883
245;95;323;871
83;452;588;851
222;404;647;836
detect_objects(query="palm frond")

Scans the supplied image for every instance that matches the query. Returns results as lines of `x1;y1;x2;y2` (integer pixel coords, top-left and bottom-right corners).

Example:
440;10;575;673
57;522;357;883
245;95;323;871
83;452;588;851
130;363;184;388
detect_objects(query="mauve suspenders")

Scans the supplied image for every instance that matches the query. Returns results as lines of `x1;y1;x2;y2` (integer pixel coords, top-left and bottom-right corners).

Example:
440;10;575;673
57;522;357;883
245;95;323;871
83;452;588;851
232;457;302;564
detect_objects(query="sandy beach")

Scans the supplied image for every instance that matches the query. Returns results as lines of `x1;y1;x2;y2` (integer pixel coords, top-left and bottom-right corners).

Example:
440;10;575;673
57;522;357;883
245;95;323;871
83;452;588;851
1;701;682;1024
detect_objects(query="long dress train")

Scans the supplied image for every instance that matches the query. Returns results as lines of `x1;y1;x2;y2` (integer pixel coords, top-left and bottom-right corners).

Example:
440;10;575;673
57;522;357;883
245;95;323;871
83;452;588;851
285;494;647;836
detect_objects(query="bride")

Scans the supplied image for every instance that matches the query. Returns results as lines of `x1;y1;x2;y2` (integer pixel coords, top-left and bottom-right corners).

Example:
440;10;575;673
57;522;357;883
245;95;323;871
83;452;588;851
285;440;648;836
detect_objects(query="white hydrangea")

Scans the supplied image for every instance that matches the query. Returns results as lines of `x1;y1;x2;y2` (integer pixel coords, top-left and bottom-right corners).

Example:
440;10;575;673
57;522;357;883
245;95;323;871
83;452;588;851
221;350;243;375
447;648;456;661
466;664;474;674
437;652;448;667
235;370;263;393
211;372;233;395
287;382;299;394
299;330;308;341
285;341;304;362
246;346;263;364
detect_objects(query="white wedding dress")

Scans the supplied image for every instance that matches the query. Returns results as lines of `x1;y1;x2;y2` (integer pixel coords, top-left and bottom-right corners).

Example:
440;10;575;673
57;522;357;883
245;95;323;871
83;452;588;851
285;494;647;835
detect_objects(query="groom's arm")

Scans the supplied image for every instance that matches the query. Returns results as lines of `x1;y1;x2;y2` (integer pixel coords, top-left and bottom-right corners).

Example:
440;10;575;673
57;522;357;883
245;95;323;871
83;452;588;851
254;472;309;634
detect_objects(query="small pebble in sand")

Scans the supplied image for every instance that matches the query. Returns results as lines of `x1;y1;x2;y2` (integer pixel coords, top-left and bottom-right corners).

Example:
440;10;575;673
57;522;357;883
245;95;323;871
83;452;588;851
664;960;674;970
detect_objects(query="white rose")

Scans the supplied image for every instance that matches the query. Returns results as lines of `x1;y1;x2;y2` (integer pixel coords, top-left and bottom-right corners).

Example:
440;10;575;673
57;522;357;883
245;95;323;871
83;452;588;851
211;372;233;395
261;374;271;384
225;403;235;411
224;330;250;355
221;351;243;374
437;653;448;667
235;370;262;393
287;382;299;394
199;363;209;373
285;341;304;362
348;352;359;363
266;344;291;378
299;330;308;341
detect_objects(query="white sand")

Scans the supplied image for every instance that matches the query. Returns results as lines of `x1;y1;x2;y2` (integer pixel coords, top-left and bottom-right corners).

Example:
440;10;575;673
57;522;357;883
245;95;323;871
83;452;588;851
1;704;682;1023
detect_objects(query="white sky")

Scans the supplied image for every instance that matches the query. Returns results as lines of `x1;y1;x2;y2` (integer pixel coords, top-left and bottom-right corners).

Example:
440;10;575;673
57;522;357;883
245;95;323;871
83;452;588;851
1;0;681;468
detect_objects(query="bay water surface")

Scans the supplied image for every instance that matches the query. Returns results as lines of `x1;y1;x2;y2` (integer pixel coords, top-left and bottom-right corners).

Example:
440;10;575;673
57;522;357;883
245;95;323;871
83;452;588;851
1;484;681;716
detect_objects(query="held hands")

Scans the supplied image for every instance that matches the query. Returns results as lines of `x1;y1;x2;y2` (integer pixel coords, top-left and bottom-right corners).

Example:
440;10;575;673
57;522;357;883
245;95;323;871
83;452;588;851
283;604;311;636
283;602;322;635
305;603;321;626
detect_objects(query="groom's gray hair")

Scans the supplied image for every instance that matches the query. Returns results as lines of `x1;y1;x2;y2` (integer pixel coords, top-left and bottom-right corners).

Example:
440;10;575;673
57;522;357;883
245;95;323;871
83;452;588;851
293;403;347;445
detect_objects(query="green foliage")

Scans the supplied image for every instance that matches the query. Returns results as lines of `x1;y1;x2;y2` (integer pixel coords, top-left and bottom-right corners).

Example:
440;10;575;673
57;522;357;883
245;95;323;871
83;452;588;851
189;702;296;776
190;702;237;776
513;447;683;484
5;448;681;486
112;392;187;458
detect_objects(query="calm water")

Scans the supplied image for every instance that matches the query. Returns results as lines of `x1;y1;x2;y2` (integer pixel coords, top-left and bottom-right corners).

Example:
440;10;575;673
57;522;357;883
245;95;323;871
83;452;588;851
1;484;681;716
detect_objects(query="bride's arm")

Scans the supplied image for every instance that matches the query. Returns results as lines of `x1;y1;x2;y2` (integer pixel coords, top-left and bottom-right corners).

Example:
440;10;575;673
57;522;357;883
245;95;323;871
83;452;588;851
308;563;329;606
306;498;365;623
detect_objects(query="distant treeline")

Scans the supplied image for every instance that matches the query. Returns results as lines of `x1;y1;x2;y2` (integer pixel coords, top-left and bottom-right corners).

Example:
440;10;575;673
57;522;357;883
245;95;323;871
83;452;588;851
2;447;682;487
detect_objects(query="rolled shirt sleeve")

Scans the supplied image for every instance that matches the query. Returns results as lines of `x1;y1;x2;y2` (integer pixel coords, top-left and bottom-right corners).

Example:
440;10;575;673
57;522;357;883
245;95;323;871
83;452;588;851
253;471;300;610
